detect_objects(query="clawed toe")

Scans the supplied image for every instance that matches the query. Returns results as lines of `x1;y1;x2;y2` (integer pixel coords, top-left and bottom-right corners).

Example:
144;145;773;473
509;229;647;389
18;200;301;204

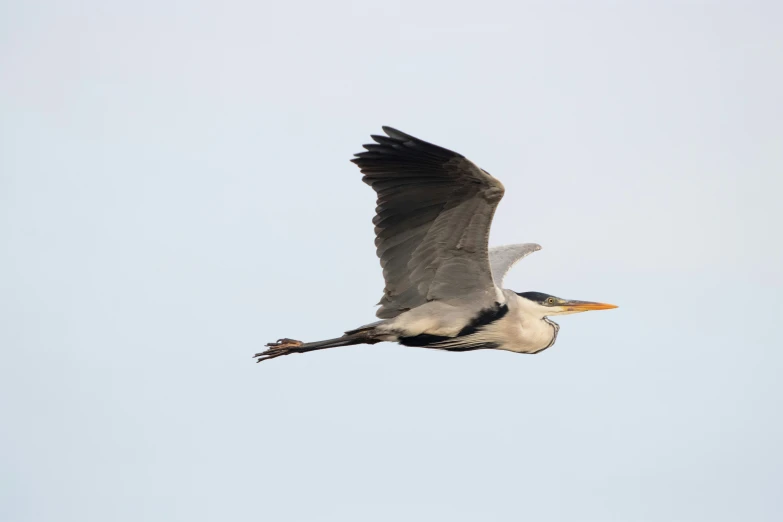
265;338;302;348
254;338;304;363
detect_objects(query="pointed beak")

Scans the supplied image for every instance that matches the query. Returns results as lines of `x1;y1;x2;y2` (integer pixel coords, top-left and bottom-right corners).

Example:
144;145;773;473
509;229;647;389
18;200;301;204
564;300;618;312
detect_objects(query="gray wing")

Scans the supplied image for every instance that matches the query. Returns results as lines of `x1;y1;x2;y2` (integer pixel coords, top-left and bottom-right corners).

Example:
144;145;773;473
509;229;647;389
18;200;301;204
489;243;542;286
352;127;506;319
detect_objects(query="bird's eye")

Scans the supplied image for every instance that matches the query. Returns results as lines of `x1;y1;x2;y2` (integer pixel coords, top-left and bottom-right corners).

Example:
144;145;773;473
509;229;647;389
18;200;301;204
547;297;555;305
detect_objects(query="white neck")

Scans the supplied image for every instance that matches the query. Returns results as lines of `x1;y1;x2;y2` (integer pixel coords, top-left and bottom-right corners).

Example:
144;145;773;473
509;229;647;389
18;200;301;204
488;292;560;354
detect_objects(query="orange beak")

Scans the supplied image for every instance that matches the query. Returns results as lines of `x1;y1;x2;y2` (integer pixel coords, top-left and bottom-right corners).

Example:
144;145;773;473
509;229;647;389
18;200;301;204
565;300;619;312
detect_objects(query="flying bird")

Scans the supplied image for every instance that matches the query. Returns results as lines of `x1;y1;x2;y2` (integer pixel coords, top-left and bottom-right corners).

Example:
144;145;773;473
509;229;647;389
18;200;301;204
255;127;616;362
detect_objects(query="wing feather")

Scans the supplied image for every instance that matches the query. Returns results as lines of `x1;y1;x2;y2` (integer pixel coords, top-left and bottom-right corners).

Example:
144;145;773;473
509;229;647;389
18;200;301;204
352;127;505;319
488;243;542;286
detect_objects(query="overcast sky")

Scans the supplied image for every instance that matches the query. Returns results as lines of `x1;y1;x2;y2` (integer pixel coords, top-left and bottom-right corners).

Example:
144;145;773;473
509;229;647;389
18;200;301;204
2;1;782;521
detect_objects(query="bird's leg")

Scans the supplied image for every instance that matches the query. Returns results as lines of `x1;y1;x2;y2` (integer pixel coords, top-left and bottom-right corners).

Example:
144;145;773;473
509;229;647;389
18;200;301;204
254;338;304;362
253;331;381;363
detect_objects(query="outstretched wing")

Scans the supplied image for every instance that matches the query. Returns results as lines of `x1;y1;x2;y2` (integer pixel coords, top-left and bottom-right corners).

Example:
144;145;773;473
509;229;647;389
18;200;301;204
489;243;542;287
352;127;505;319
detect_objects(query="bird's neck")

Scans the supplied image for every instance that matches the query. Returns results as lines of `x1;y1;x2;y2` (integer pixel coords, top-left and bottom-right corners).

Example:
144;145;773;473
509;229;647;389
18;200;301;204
541;317;560;351
504;292;561;353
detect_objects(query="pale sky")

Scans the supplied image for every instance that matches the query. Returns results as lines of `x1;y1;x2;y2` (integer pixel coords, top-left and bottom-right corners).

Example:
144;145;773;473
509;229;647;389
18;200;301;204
1;1;782;521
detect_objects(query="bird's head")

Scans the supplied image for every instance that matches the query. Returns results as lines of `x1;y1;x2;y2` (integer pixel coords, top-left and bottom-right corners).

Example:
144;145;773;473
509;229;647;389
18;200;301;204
516;291;617;318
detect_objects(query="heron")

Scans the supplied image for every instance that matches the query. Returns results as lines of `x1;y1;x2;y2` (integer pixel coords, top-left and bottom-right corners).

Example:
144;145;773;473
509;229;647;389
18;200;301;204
255;127;616;363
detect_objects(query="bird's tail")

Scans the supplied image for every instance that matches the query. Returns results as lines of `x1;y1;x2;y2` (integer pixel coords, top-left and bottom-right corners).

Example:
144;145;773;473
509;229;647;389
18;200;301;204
254;329;381;363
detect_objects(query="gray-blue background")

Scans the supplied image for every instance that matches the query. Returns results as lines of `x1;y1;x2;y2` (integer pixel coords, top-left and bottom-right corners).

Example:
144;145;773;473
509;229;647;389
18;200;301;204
2;1;781;520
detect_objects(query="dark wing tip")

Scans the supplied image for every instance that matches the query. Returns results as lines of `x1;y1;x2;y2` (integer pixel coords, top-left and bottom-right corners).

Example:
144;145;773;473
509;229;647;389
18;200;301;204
381;126;414;140
359;126;465;161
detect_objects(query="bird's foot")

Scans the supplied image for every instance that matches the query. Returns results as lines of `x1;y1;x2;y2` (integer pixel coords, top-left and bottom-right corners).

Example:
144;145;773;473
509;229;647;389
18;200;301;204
254;338;304;363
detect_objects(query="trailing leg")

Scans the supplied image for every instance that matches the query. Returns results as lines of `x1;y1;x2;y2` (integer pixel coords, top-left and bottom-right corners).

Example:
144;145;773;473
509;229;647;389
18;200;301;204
254;331;381;363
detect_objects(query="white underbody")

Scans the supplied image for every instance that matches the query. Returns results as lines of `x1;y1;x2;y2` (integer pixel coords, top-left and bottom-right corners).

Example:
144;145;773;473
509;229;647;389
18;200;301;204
375;290;558;354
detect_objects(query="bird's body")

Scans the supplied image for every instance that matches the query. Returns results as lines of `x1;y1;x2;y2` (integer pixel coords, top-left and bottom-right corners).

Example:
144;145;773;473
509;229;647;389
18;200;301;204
392;290;560;354
255;127;616;362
